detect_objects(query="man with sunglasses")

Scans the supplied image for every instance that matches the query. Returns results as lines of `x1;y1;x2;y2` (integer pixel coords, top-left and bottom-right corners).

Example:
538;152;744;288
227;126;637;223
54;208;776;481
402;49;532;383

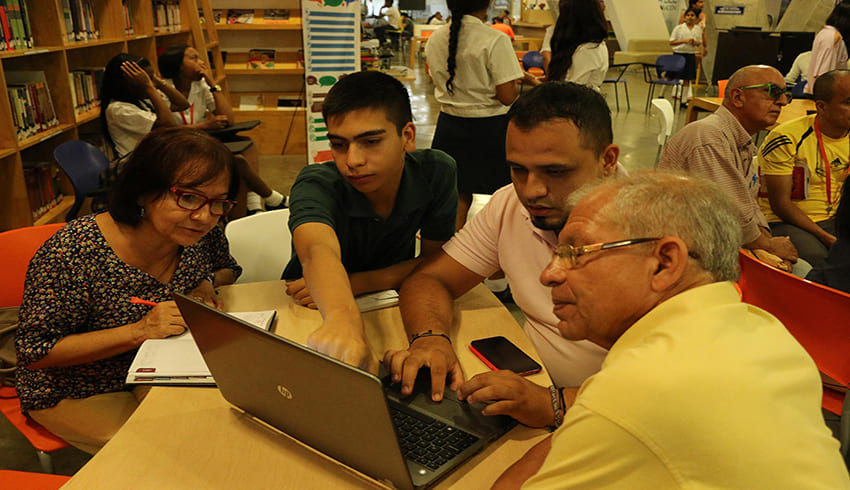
659;65;800;272
759;69;850;267
384;83;622;428
494;173;849;489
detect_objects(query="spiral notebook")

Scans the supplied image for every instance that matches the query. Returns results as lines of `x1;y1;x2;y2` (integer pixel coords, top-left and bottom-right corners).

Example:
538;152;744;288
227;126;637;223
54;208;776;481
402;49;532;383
126;310;276;385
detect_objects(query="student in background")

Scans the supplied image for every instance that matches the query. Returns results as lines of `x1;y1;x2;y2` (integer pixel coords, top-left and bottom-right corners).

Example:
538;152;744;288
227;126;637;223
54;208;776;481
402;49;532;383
427;11;446;25
677;0;707;27
282;71;457;372
426;0;526;229
806;1;850;95
15;128;241;454
158;45;287;216
669;8;705;105
500;9;512;26
541;0;609;91
491;17;515;40
99;53;188;159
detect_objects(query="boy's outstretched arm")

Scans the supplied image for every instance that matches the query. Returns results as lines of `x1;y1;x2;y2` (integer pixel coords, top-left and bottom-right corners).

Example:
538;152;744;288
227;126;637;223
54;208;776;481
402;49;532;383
293;222;378;373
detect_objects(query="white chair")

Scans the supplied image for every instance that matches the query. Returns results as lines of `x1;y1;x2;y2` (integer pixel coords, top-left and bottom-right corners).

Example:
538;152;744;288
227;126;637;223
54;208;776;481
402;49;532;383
467;193;492;221
650;98;674;167
225;209;291;283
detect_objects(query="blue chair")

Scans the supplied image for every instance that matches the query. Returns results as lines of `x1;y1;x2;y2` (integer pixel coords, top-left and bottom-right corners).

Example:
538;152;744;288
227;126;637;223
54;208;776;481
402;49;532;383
642;54;686;111
603;63;631;111
521;50;544;71
791;76;807;97
53;140;110;221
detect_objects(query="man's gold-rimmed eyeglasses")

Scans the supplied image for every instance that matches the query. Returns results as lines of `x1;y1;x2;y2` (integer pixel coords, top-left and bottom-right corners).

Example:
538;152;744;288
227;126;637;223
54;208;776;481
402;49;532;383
551;238;661;269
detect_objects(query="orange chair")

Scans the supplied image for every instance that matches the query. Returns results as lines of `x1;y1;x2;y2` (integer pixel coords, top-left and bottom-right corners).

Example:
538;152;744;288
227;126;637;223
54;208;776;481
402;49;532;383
0;223;65;308
717;78;729;99
0;470;69;489
0;223;70;472
738;251;850;459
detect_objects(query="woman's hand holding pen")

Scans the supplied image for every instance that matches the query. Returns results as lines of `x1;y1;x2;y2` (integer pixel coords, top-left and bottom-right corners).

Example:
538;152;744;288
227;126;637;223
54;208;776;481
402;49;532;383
132;301;187;344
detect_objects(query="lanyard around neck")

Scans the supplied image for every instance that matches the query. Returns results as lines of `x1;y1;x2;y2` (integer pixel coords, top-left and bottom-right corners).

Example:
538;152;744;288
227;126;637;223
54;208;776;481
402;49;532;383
180;104;194;125
813;116;844;210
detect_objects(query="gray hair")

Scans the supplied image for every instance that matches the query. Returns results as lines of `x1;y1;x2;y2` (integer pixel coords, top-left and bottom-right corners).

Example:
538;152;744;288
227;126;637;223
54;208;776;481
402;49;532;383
568;172;742;282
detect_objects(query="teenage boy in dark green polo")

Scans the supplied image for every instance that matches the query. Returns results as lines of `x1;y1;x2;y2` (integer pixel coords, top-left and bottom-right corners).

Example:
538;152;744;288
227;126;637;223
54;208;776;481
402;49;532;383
282;71;457;372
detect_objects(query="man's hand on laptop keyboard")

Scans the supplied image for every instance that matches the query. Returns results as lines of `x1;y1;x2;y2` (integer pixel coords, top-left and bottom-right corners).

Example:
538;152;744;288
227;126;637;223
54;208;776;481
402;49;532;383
457;370;557;428
383;335;465;402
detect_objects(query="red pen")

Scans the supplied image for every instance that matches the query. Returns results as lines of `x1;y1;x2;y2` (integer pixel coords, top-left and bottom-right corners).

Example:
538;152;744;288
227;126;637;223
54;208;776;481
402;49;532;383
130;297;158;307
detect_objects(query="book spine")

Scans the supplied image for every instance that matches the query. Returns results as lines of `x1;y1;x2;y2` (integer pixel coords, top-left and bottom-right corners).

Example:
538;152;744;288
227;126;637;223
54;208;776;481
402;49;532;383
0;5;5;51
29;83;43;131
68;72;78;114
7;87;20;138
41;80;57;125
4;0;20;50
61;0;72;41
23;166;39;219
0;5;12;50
18;0;30;48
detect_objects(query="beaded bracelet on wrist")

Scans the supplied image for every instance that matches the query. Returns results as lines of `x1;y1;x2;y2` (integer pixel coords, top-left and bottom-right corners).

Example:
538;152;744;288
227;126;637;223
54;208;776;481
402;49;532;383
409;329;452;346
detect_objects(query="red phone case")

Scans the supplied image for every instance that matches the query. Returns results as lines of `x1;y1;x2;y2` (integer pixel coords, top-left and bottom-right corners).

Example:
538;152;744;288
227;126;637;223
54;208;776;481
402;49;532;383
468;344;542;376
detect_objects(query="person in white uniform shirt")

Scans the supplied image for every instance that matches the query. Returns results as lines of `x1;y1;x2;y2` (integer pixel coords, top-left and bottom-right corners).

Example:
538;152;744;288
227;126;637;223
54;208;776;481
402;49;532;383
425;0;529;229
669;8;705;105
158;45;287;216
100;53;189;159
540;0;608;91
373;0;401;45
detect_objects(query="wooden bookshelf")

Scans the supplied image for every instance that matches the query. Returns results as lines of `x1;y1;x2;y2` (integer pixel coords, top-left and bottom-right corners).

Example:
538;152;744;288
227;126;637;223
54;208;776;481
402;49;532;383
210;2;306;154
0;0;213;232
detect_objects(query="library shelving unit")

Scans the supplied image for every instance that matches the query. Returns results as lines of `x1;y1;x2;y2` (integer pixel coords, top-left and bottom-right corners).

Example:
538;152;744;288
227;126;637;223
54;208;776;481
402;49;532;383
207;1;306;155
0;0;213;232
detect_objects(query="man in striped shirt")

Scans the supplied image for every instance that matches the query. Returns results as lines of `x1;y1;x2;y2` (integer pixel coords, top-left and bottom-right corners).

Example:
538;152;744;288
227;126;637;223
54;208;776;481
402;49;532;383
659;64;799;271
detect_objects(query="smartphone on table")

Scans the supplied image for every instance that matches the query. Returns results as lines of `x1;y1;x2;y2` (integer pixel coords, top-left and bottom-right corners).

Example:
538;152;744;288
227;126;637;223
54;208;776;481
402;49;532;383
469;336;542;376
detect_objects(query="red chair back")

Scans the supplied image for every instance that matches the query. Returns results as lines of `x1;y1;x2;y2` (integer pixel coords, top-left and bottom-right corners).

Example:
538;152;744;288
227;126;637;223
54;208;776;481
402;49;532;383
0;470;70;489
0;387;69;452
0;223;64;308
738;251;850;414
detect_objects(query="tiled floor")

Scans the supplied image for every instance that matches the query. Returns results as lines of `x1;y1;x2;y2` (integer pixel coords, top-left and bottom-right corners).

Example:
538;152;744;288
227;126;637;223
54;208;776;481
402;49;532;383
2;57;840;476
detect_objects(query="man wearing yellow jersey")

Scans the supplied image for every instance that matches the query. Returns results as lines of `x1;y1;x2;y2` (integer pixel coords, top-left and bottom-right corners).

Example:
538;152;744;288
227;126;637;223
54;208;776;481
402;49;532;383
760;69;850;266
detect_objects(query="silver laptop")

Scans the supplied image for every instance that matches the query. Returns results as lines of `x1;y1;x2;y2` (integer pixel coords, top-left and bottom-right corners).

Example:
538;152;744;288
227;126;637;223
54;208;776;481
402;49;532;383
173;293;516;490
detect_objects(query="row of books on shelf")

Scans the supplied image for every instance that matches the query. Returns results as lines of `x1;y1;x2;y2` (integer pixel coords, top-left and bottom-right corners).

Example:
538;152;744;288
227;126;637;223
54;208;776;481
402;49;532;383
6;71;59;141
0;0;33;51
209;9;291;25
69;68;103;115
60;0;100;42
23;162;64;221
153;0;181;33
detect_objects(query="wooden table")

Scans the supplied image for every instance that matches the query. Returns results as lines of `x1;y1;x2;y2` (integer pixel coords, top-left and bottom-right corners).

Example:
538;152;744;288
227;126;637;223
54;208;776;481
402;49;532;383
512;36;543;52
685;97;816;127
63;282;551;489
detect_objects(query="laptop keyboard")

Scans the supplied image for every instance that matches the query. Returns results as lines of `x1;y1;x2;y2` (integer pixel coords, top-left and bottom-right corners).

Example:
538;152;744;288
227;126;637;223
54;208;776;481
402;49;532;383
390;406;480;471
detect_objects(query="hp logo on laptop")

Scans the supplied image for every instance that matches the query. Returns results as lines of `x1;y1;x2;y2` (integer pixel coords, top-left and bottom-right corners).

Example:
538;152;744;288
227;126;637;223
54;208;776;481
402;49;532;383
277;385;293;399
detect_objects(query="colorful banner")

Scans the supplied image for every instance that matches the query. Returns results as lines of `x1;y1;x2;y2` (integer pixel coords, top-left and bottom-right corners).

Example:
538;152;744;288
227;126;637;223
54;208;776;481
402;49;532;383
301;0;361;163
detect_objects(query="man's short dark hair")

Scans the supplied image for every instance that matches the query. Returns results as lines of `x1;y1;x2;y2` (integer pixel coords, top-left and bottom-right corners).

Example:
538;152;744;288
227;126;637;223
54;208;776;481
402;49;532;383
813;69;850;102
507;82;613;156
322;71;413;134
109;127;238;226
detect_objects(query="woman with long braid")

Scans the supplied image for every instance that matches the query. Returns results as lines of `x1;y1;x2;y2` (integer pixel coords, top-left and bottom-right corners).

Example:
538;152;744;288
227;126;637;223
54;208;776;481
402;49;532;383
425;0;525;229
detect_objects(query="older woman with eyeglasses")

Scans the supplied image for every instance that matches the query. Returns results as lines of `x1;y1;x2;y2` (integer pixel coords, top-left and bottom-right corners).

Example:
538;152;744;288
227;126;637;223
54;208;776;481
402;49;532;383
15;127;241;455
